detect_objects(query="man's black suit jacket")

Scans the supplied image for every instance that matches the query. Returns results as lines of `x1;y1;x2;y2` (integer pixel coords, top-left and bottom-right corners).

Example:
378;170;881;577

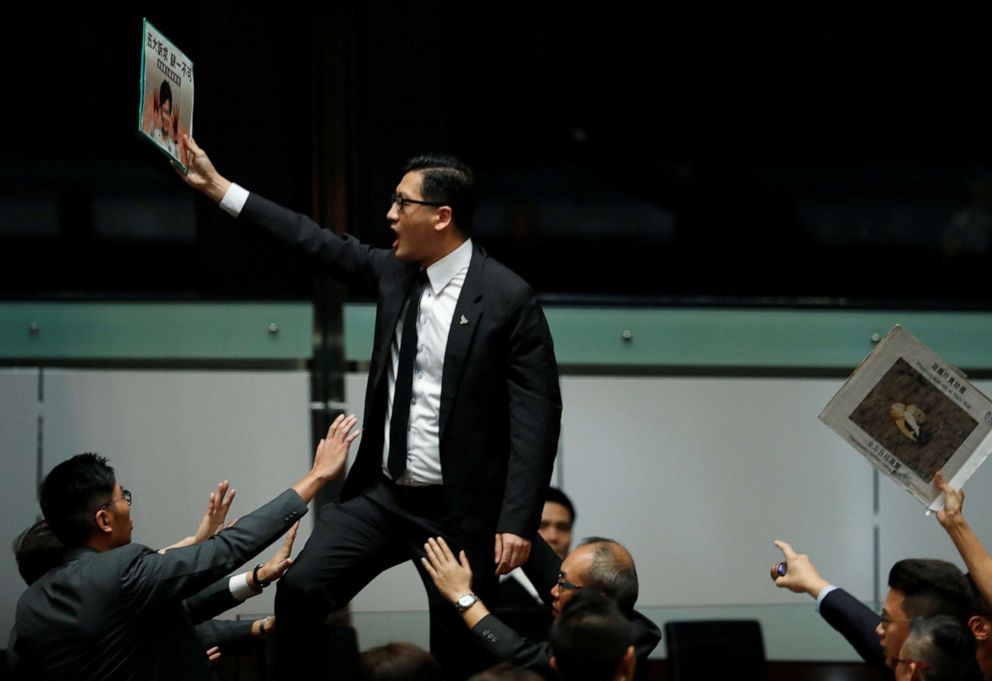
473;540;661;679
241;193;562;543
818;588;890;678
6;489;306;681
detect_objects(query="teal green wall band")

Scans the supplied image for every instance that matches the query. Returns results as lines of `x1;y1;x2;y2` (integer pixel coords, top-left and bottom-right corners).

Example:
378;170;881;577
345;303;992;370
0;303;313;360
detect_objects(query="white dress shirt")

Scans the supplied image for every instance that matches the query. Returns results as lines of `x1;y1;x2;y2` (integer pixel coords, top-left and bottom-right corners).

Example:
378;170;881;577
219;183;471;487
383;238;472;486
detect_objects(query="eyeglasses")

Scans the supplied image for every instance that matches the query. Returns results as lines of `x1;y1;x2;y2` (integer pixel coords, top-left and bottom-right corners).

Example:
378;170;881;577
390;193;446;213
99;489;132;510
557;572;583;591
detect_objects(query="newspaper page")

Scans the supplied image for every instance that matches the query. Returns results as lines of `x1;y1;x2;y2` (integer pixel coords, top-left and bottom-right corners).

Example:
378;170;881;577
137;18;193;170
819;324;992;512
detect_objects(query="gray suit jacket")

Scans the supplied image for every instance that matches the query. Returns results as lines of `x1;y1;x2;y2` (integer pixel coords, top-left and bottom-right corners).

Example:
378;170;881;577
7;489;306;681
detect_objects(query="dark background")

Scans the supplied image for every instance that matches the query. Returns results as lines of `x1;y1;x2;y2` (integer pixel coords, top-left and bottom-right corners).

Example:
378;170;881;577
5;5;992;308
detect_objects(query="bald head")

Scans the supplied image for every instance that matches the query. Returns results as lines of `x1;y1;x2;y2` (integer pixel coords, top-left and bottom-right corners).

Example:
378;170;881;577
578;537;638;613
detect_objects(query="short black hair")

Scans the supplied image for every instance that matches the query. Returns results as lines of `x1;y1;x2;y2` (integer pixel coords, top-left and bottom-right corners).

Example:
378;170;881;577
347;642;442;681
545;487;576;526
888;558;973;623
549;589;633;681
578;537;639;613
13;518;64;585
402;154;476;236
965;572;992;618
39;453;116;547
903;615;983;681
159;79;173;107
467;663;543;681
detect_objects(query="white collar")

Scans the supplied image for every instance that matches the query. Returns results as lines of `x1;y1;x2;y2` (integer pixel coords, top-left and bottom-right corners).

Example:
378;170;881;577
425;239;473;295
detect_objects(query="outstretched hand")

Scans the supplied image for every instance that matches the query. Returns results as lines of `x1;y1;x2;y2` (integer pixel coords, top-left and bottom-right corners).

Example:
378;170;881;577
175;135;231;203
311;414;361;482
935;470;966;528
421;537;474;605
253;522;300;586
192;480;236;544
771;540;830;599
292;414;361;504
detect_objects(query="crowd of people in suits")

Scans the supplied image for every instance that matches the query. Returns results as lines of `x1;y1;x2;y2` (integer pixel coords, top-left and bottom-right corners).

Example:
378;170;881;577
774;471;992;681
12;140;992;681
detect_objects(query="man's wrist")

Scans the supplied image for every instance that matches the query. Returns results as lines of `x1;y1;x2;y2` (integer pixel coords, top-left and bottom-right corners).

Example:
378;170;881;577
454;592;480;612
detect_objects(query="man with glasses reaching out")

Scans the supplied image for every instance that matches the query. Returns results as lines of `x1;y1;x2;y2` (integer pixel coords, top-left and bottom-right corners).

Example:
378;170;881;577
175;136;562;679
421;535;660;679
7;414;361;681
772;540;973;675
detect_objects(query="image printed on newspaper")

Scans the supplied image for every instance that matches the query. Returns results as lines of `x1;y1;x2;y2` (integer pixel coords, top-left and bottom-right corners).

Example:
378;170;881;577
819;324;992;511
137;18;194;170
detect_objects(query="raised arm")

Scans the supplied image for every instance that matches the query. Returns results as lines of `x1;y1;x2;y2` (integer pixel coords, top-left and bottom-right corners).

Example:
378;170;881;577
936;471;992;607
123;415;359;608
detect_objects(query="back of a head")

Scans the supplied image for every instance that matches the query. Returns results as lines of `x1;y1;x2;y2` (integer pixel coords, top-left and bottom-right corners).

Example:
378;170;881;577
579;537;639;613
889;559;973;623
13;518;65;585
402;154;476;236
39;453;116;547
550;589;634;681
348;642;442;681
903;615;983;681
467;662;543;681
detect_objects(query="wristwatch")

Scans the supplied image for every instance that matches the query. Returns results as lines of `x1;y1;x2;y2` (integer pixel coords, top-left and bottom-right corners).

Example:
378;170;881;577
454;593;480;613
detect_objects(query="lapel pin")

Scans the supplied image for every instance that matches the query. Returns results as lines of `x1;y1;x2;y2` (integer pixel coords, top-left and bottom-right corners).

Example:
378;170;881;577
459;315;469;326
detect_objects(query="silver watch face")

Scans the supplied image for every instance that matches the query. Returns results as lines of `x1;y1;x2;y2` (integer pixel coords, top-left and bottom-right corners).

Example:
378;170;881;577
456;594;477;609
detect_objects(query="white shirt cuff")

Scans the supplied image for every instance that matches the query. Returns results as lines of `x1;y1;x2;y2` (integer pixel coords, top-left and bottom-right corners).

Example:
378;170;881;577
815;584;838;613
229;572;257;601
220;183;250;217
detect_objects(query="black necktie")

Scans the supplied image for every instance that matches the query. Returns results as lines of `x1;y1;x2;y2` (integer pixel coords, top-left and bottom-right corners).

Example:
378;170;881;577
388;271;428;480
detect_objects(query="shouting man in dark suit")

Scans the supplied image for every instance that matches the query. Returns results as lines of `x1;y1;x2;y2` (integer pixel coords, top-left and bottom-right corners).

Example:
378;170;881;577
178;136;562;678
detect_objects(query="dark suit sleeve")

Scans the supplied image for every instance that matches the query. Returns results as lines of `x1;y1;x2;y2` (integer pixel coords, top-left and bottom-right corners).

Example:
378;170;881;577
194;619;258;654
521;536;562;598
184;576;243;624
239;192;392;296
120;489;306;611
471;613;554;673
497;291;562;537
819;588;889;672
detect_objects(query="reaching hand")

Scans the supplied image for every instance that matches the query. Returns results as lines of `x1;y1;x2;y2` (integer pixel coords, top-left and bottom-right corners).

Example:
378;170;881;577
935;471;966;528
494;532;532;576
254;522;300;586
310;414;360;482
771;540;830;598
292;414;361;504
192;480;236;544
421;537;474;605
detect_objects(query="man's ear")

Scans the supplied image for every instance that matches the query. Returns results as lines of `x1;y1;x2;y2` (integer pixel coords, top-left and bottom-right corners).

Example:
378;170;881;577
618;645;636;680
970;615;991;641
94;509;113;534
549;656;557;674
433;206;453;232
